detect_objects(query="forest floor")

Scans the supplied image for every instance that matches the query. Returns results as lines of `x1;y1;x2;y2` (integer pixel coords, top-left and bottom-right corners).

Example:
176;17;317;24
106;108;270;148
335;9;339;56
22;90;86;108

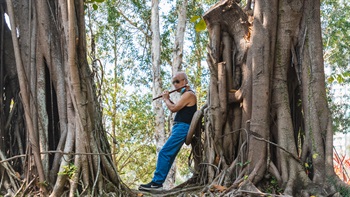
132;186;205;197
131;181;295;197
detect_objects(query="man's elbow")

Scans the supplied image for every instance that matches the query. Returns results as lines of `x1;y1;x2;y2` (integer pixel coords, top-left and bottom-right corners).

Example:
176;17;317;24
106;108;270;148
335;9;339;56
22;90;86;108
169;107;179;113
170;109;177;113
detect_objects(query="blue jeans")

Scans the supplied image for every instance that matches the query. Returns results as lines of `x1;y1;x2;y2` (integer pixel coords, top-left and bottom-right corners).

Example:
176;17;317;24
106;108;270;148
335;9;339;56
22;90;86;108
152;122;190;184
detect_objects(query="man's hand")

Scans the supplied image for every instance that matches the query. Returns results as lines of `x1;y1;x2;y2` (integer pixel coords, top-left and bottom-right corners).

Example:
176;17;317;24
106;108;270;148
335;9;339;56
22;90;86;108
162;90;170;100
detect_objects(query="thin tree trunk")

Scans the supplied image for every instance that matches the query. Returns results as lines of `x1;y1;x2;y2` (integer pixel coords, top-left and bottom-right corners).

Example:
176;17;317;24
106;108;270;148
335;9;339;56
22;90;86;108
166;0;189;188
151;0;166;182
172;0;188;73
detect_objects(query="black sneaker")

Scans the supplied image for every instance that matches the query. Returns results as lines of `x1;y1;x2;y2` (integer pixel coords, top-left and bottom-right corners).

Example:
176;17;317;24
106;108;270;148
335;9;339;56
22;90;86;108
138;181;163;191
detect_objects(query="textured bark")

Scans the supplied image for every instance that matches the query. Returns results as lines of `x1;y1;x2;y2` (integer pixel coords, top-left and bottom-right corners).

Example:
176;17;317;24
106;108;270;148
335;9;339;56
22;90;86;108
172;0;188;73
1;0;133;196
6;1;47;194
180;0;349;196
1;0;347;196
166;0;189;188
150;0;168;190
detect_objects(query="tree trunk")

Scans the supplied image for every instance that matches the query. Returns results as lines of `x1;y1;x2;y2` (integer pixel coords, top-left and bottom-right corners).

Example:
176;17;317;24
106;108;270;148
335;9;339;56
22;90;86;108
1;0;133;196
172;0;188;74
151;0;168;188
2;0;348;196
183;0;349;196
164;0;189;189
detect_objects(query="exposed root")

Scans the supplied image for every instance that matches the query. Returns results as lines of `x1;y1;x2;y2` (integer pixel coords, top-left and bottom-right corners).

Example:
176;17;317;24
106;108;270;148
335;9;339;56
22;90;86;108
268;162;282;186
0;151;21;194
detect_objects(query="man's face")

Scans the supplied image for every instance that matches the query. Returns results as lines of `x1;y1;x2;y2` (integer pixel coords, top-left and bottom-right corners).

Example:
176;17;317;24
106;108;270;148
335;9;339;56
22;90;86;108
172;74;185;89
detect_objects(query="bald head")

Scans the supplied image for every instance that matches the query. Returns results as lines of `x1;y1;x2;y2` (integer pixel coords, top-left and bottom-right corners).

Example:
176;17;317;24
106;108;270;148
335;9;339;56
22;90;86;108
173;72;188;84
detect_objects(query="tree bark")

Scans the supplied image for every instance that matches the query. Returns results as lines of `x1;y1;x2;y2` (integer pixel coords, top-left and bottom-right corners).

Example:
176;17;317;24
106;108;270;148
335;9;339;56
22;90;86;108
184;0;349;196
151;0;167;189
6;0;47;194
172;0;188;73
1;0;133;196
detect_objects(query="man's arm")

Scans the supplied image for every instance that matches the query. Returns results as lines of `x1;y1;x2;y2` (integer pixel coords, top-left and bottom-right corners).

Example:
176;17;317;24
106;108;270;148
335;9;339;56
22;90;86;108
163;91;196;113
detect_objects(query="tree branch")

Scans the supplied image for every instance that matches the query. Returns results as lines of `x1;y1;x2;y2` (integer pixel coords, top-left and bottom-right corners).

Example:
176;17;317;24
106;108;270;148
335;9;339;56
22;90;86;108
115;7;150;40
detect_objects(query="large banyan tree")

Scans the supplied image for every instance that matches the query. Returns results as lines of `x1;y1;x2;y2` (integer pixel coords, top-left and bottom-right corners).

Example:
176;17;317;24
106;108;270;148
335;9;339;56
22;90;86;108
1;0;349;196
183;0;349;196
1;0;130;196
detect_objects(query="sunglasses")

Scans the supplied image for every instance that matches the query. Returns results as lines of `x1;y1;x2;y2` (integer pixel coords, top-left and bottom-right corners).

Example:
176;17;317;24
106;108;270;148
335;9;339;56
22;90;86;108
172;79;184;85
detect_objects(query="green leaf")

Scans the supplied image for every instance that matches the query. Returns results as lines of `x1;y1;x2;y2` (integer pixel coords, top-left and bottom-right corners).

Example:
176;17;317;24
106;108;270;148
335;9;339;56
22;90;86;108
93;4;98;10
95;0;104;2
195;19;207;32
343;71;350;77
312;153;319;159
336;74;344;83
327;76;334;83
244;161;251;166
190;15;200;23
271;179;277;184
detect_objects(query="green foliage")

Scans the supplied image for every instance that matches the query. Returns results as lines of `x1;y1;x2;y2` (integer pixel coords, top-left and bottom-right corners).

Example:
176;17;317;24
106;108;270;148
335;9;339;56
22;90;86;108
236;161;250;167
258;175;283;195
321;0;350;68
85;0;105;10
322;0;350;134
85;0;157;189
265;176;283;194
102;83;158;189
85;0;211;189
327;71;350;84
37;181;49;187
175;146;193;182
338;185;350;196
58;163;77;179
190;16;207;32
328;91;350;134
190;15;200;22
195;19;207;32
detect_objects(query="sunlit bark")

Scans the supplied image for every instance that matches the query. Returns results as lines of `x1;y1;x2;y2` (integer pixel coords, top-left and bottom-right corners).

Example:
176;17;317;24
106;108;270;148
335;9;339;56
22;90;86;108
151;0;167;189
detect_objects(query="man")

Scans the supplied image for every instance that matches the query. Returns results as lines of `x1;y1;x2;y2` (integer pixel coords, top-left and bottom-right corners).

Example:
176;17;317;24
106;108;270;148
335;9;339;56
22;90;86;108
139;71;197;191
